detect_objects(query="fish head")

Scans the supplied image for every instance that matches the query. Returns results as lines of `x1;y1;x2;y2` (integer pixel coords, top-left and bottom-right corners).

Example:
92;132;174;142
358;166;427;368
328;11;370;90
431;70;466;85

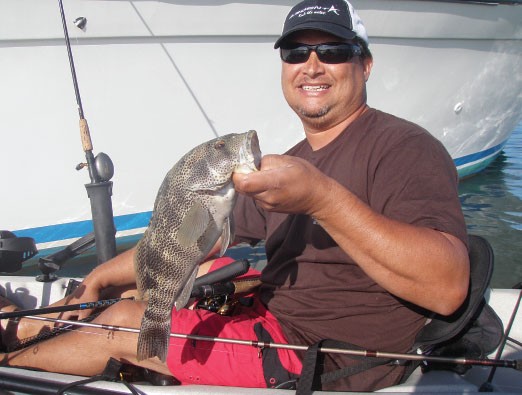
185;130;262;192
234;130;262;175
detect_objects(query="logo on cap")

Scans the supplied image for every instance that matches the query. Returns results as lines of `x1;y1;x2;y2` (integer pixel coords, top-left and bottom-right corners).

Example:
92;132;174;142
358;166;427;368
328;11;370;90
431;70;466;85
274;0;369;49
328;5;340;15
289;5;343;20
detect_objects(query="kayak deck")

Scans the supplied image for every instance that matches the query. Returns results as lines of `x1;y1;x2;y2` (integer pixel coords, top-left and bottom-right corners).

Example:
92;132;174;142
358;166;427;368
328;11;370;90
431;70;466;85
0;277;520;394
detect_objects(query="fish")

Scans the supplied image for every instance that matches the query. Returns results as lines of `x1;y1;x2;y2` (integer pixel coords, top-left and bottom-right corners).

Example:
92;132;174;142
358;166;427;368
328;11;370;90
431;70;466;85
134;130;262;362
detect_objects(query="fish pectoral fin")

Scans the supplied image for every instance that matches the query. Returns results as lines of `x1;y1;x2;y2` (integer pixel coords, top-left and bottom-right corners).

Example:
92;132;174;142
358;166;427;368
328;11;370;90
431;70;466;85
185;172;228;192
219;214;235;257
174;266;199;311
186;183;226;193
177;201;211;247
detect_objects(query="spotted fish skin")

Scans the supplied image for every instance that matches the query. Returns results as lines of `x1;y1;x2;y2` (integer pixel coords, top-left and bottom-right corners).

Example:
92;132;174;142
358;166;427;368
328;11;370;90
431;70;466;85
134;130;261;362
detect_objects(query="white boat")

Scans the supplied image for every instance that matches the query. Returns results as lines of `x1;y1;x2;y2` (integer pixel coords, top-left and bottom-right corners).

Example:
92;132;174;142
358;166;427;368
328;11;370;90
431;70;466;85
1;0;521;254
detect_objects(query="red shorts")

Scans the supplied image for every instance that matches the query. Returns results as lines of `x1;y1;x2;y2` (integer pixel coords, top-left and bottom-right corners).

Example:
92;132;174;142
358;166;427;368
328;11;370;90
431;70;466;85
166;257;302;387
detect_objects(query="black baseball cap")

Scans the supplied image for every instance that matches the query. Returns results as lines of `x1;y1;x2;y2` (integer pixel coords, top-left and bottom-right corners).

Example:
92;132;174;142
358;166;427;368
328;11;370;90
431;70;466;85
274;0;369;49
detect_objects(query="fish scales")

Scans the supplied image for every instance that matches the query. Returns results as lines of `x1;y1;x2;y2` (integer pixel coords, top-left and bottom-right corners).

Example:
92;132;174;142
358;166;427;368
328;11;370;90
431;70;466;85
134;130;261;362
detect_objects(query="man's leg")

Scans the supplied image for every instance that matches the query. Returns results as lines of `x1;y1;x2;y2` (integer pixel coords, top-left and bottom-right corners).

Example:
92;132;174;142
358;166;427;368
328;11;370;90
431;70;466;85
1;299;170;376
0;285;139;352
0;257;260;379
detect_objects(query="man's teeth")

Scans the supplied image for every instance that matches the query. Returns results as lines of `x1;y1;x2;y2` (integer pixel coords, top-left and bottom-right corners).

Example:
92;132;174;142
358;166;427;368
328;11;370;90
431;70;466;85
303;85;328;91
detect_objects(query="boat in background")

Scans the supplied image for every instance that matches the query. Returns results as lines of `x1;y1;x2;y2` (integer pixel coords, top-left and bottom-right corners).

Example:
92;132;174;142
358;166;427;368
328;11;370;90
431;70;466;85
1;0;521;253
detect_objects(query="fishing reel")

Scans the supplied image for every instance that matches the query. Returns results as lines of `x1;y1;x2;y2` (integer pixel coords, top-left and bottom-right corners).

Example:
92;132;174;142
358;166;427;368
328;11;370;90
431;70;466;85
76;152;114;182
195;292;254;316
191;259;259;315
196;294;235;315
192;281;240;315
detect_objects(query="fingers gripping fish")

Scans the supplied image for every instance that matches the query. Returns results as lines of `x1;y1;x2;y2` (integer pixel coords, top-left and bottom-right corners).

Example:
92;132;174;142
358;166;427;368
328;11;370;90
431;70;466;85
134;130;262;362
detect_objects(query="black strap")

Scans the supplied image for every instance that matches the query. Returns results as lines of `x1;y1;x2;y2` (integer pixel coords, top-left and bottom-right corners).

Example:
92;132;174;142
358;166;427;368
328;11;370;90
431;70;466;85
320;356;389;385
296;339;322;394
296;339;391;395
57;358;144;395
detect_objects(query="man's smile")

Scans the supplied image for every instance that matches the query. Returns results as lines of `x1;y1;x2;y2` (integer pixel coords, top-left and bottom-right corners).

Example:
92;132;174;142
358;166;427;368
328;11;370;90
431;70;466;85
301;84;330;92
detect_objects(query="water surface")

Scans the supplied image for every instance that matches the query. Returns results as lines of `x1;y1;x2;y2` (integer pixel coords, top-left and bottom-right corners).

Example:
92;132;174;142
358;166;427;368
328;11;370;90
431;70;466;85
459;124;522;288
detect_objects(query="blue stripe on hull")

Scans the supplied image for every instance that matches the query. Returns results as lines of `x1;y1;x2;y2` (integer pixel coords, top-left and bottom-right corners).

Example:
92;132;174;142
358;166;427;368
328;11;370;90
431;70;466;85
14;211;152;245
455;141;506;178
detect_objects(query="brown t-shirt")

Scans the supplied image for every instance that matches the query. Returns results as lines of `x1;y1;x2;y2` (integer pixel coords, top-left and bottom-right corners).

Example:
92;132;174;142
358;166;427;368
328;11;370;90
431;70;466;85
233;108;468;391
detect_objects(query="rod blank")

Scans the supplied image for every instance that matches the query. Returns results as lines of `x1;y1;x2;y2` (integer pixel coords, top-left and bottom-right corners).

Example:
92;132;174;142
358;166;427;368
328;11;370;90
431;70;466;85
24;315;521;371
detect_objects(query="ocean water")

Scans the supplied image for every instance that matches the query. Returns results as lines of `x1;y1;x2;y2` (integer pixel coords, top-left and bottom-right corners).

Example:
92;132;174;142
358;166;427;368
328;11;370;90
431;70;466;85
459;123;522;289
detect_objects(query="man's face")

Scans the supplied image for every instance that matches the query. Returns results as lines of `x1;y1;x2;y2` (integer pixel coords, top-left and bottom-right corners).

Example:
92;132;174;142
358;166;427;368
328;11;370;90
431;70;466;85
280;30;372;132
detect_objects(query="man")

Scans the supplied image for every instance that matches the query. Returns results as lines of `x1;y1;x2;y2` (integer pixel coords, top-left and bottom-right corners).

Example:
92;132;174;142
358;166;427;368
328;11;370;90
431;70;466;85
0;0;469;391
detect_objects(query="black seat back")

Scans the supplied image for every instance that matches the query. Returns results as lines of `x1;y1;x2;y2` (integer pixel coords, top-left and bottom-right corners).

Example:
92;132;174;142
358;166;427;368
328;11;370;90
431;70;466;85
413;234;496;349
404;235;504;377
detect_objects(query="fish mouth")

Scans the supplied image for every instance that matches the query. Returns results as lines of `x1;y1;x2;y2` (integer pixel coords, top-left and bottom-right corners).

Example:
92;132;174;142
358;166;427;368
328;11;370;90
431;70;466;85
235;130;262;174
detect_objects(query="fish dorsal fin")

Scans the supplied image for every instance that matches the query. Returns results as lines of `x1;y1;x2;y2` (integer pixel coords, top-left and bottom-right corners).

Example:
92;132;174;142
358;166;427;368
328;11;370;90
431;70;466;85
174;266;199;311
177;201;211;247
219;214;235;257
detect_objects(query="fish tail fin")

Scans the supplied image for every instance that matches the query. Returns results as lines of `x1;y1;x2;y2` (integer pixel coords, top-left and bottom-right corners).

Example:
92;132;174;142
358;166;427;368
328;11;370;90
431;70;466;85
137;310;171;362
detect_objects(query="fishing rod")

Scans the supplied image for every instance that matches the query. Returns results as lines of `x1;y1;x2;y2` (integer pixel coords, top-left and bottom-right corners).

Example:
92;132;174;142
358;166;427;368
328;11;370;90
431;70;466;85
58;0;96;182
24;315;521;372
0;297;133;321
3;259;252;320
56;0;117;266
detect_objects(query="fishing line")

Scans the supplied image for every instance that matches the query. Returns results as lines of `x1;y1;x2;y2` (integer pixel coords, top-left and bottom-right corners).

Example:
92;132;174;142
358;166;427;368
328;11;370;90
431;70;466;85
4;313;141;353
127;1;220;138
0;298;133;352
23;315;521;371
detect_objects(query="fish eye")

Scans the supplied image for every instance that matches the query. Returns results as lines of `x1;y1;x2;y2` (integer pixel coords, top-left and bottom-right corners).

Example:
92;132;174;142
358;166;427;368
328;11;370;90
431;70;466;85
214;140;226;149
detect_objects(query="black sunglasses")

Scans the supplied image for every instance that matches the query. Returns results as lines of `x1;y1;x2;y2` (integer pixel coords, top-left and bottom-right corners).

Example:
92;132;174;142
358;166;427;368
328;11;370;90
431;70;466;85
280;42;362;64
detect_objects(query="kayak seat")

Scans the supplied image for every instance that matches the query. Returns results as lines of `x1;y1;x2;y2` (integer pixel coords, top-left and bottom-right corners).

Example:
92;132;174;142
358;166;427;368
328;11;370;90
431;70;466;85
288;235;505;394
408;234;504;375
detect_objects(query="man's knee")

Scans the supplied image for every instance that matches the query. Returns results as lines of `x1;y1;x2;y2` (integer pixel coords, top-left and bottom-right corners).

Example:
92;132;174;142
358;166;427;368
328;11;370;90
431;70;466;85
96;299;146;327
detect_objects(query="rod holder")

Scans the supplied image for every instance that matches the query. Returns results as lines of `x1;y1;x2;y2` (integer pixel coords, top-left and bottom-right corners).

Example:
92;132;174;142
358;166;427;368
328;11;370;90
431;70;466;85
85;182;117;264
